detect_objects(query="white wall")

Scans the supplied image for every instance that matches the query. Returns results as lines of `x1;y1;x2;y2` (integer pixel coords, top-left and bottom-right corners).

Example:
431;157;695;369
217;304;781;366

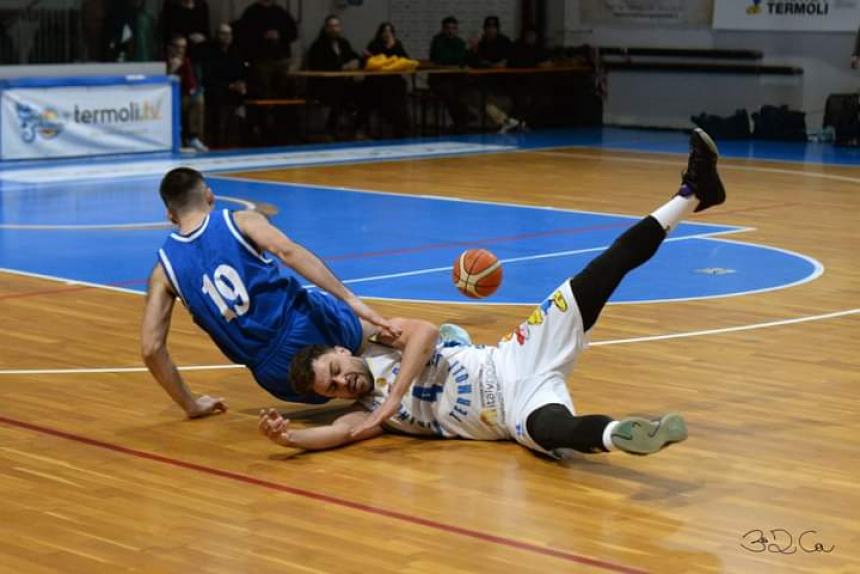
208;0;857;128
550;0;859;129
212;0;517;60
216;0;391;57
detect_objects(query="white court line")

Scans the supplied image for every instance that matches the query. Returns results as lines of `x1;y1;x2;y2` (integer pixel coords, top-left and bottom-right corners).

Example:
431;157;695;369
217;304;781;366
0;308;856;376
0;267;144;296
0;196;256;231
313;230;742;288
589;308;860;347
209;174;750;232
0;142;514;184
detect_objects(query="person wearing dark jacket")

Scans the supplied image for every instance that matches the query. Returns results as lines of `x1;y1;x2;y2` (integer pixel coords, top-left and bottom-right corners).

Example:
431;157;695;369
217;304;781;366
358;22;411;138
236;0;298;98
472;15;512;68
307;15;361;138
508;28;551;126
161;0;210;62
472;16;522;132
204;24;248;147
508;28;550;68
428;16;472;132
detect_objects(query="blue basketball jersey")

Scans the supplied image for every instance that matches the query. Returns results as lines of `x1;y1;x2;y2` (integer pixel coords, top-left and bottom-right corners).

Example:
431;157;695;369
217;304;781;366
157;210;362;388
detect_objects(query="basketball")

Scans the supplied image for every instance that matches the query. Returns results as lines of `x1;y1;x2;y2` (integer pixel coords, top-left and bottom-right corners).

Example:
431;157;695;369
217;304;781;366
452;248;503;299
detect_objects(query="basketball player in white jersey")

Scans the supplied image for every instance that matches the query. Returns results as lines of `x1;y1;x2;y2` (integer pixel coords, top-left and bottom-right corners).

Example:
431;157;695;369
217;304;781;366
259;129;725;457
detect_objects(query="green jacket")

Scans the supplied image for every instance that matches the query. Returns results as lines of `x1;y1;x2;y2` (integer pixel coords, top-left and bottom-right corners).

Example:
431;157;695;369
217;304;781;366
430;33;467;66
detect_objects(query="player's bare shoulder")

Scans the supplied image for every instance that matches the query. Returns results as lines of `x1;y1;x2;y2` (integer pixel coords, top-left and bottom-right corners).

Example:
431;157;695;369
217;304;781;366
231;209;268;233
147;261;176;297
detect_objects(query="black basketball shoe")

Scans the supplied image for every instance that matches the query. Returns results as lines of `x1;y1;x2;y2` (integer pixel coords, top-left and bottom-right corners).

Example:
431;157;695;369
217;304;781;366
679;128;726;213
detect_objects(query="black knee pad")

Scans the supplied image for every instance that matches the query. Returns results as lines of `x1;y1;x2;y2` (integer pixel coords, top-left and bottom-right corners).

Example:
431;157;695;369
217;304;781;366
526;404;613;454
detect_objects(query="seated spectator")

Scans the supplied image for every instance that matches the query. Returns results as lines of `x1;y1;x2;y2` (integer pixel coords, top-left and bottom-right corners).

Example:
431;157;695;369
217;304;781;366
508;28;551;127
204;24;248;148
167;35;208;151
105;0;157;62
359;22;411;138
508;28;550;68
161;0;210;63
235;0;297;98
472;15;512;68
428;16;472;132
472;16;522;133
307;15;361;138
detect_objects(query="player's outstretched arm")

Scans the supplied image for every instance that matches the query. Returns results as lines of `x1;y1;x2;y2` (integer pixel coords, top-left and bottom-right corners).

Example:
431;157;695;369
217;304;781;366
258;408;383;451
233;211;400;339
350;318;439;437
141;264;227;419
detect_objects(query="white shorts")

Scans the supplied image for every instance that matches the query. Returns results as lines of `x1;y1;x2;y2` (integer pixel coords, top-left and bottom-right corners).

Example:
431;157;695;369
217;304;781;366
493;280;589;455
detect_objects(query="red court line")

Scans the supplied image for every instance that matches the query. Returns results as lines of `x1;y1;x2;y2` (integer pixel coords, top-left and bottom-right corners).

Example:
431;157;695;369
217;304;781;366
323;222;629;261
0;223;629;301
0;414;647;574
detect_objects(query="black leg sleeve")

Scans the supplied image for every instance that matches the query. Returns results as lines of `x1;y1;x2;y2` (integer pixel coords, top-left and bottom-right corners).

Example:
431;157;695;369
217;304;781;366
570;215;666;331
526;403;614;454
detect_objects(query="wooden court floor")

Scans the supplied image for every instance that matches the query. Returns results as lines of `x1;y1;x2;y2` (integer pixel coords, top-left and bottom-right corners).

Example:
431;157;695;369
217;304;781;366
1;148;858;573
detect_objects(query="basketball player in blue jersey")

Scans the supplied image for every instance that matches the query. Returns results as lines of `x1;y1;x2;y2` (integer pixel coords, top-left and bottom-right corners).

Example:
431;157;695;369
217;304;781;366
259;129;725;457
141;167;404;419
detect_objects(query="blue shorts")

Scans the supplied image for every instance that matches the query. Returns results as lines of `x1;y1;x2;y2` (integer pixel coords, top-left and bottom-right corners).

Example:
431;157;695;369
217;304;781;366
251;290;362;403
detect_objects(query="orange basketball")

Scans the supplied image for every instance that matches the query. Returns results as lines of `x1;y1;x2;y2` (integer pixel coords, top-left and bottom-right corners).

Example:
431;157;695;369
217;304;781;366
452;248;503;299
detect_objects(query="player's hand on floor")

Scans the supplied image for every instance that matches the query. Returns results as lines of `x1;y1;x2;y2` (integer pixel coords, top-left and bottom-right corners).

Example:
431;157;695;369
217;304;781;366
350;399;396;437
185;394;227;418
259;408;293;446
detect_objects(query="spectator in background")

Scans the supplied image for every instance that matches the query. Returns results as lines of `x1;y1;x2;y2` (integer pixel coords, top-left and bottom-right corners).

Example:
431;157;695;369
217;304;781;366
204;24;247;148
851;25;859;69
508;27;551;127
167;35;208;151
236;0;297;98
82;0;109;61
359;22;411;138
161;0;210;62
428;16;472;132
307;15;361;139
105;0;158;62
508;28;550;68
472;15;512;68
472;16;522;133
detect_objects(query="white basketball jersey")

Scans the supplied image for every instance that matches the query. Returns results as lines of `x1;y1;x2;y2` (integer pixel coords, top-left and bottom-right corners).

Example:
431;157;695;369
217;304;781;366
358;344;510;441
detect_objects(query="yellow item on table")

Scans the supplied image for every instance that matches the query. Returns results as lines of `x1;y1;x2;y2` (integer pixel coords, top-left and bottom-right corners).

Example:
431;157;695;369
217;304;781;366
365;54;420;72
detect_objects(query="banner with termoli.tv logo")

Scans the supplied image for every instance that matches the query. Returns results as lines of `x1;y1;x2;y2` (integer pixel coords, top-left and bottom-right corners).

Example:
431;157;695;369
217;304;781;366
713;0;860;31
0;75;178;160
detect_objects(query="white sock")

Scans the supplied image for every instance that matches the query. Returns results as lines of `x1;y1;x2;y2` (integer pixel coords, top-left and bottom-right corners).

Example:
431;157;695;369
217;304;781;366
602;420;619;451
650;194;698;232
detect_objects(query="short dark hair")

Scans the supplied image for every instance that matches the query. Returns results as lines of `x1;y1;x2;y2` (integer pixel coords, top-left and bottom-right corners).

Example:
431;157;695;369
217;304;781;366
442;16;458;27
484;16;500;29
289;345;331;396
159;167;206;212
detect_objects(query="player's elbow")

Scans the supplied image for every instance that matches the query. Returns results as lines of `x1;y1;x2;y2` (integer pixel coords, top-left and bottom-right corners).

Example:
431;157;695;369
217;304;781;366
140;338;165;362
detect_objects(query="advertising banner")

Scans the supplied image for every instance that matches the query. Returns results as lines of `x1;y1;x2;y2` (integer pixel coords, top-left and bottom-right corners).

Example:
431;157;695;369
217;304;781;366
713;0;860;31
1;76;177;160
